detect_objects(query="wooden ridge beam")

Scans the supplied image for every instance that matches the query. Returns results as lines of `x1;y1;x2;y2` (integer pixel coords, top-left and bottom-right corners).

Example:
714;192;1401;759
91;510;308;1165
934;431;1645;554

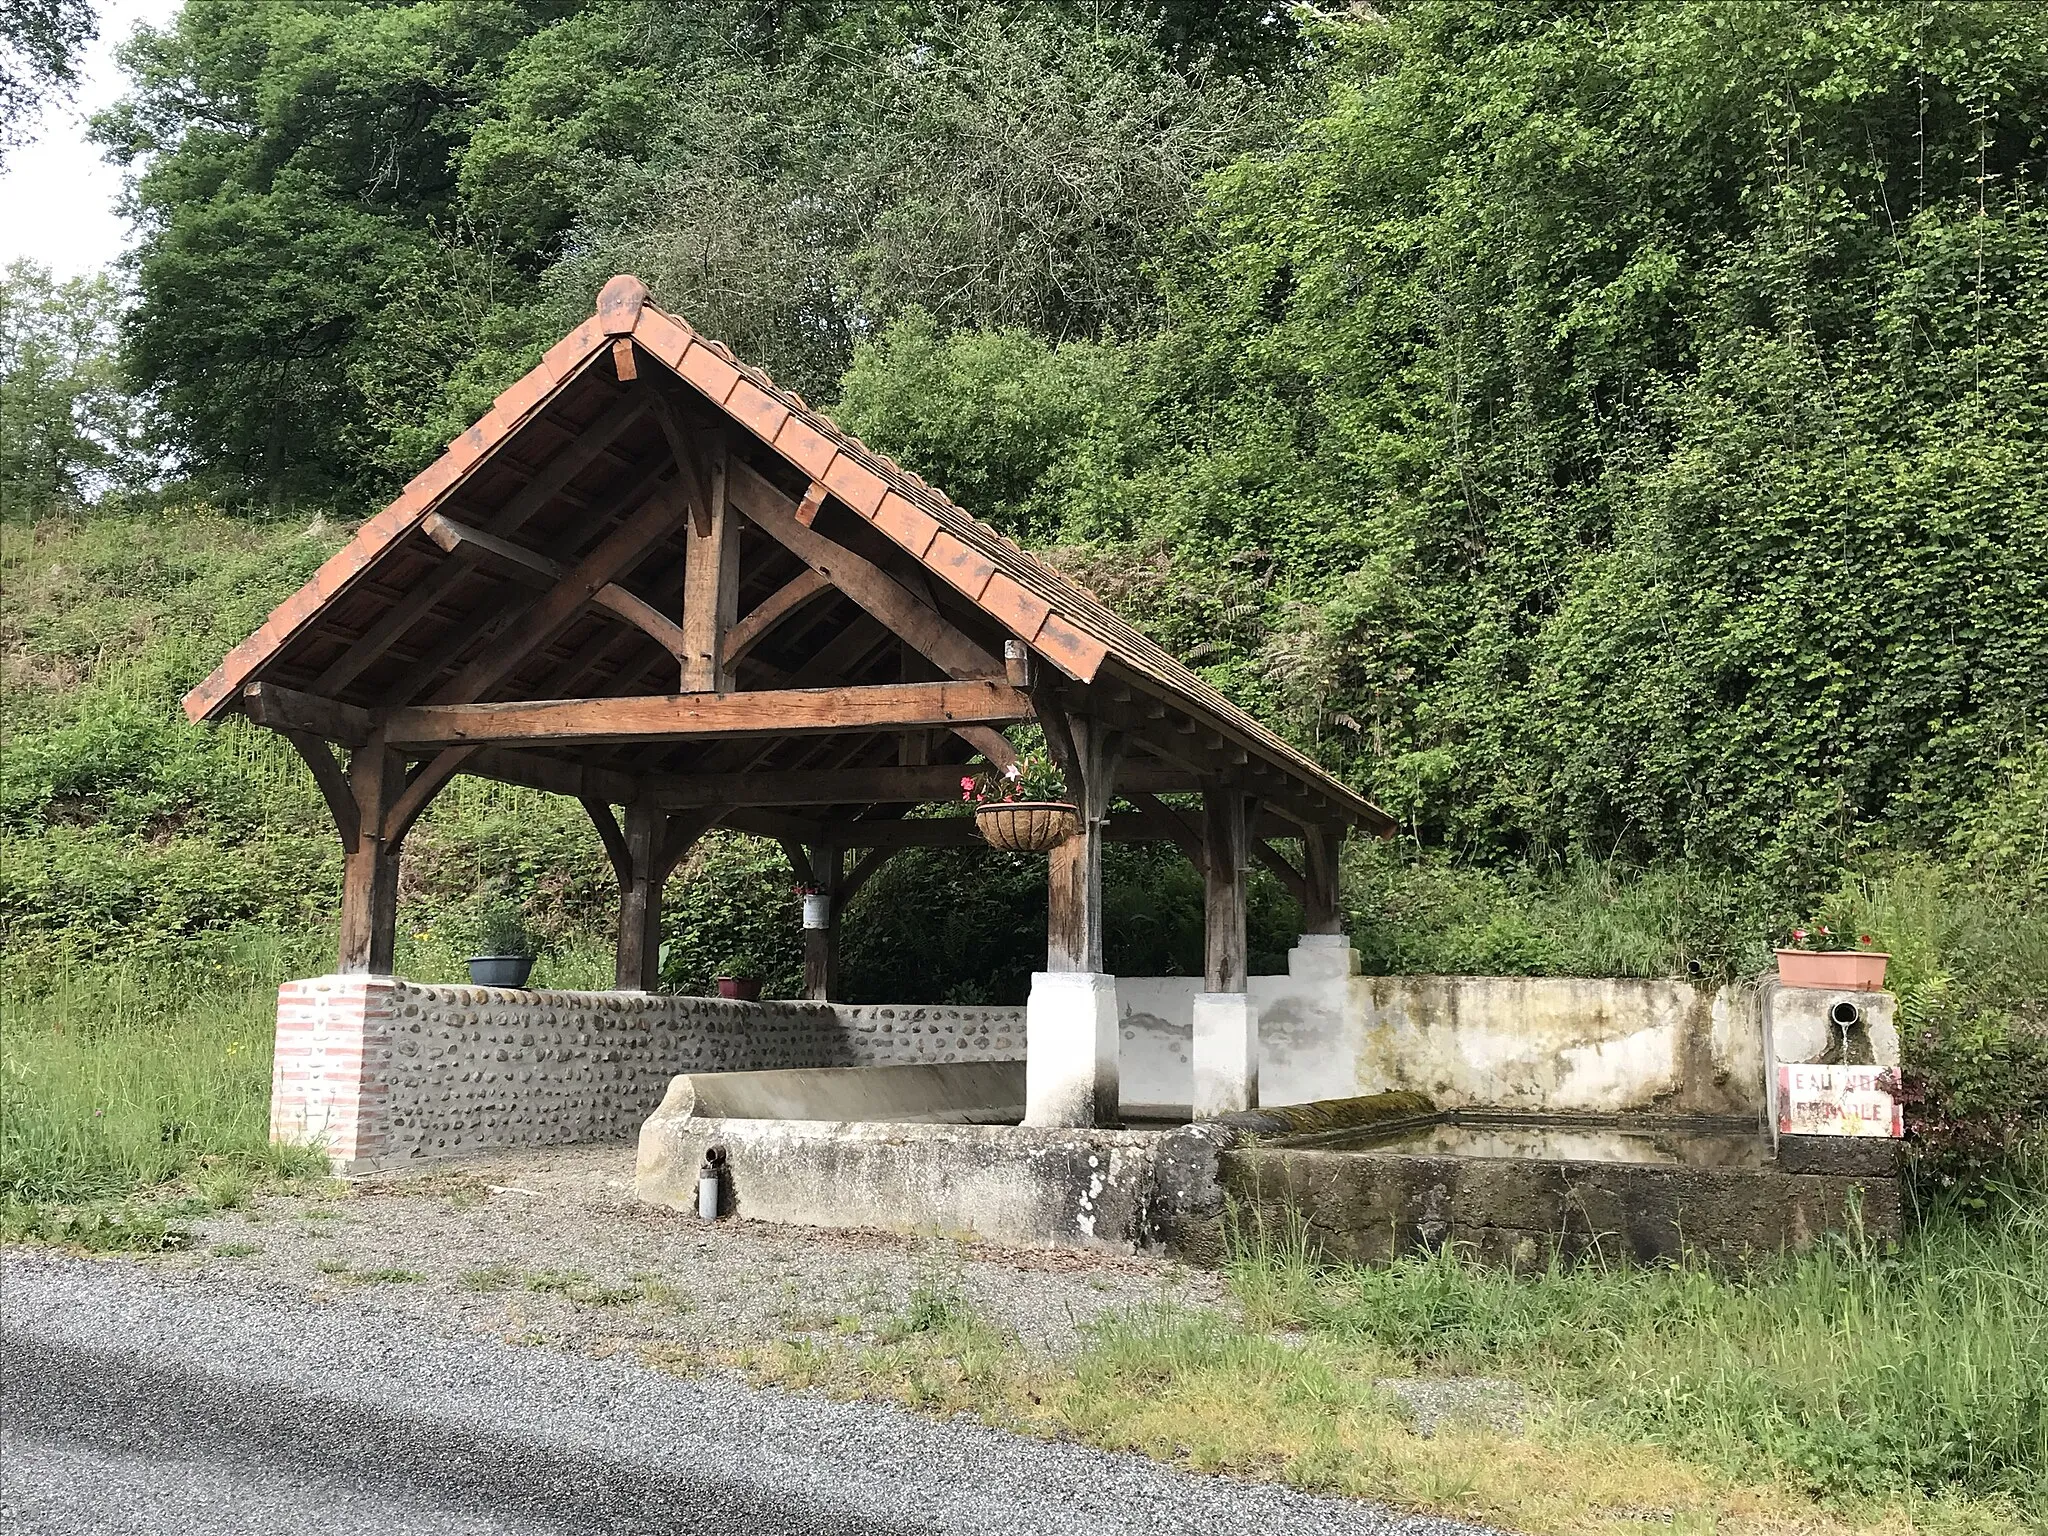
383;679;1032;750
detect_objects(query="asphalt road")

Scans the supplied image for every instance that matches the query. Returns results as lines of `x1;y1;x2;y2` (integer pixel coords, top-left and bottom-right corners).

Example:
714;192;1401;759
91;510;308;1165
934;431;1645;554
2;1253;1488;1536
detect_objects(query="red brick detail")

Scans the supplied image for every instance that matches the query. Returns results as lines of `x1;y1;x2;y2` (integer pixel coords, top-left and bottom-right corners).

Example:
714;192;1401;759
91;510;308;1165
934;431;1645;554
1032;611;1111;682
979;572;1053;643
774;417;840;480
726;378;791;444
269;975;399;1171
872;491;941;559
926;530;997;602
678;341;742;405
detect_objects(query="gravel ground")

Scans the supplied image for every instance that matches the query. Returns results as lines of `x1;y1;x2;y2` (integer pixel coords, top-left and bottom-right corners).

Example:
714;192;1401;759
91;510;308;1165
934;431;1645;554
161;1143;1227;1358
1;1251;1498;1535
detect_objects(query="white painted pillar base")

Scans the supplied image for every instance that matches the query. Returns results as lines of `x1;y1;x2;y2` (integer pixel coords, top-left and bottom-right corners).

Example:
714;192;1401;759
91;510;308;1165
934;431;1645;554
1289;932;1362;980
1025;971;1119;1127
1192;991;1258;1118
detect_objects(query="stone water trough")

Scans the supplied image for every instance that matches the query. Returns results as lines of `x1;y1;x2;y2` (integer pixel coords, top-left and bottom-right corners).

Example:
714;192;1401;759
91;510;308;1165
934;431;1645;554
635;964;1907;1268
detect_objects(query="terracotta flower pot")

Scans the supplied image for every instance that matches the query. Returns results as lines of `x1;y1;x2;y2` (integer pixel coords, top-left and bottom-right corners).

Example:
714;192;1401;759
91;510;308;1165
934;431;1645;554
716;976;763;1002
973;801;1080;853
1775;949;1889;992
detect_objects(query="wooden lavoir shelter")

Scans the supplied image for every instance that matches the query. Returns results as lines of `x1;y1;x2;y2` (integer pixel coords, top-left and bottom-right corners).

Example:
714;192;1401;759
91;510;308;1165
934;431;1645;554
185;277;1391;1026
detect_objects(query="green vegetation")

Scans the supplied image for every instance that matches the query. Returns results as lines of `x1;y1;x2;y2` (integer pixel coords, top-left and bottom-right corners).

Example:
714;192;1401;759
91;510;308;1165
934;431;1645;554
1222;1206;2047;1517
1;7;2044;1524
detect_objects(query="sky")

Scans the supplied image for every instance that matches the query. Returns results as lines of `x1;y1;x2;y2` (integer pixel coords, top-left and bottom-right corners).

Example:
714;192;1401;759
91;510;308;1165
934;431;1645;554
0;0;183;279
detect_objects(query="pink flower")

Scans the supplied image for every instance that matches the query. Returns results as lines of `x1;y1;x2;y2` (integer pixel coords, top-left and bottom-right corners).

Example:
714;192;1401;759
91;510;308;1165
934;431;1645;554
1792;929;1807;942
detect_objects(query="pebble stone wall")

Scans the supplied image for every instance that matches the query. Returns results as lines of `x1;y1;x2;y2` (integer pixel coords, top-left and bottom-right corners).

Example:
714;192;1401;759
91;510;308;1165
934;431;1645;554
272;975;1022;1173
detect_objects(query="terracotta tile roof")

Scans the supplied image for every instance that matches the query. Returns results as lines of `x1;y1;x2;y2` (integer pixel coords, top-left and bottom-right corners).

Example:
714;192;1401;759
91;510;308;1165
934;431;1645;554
183;276;1391;833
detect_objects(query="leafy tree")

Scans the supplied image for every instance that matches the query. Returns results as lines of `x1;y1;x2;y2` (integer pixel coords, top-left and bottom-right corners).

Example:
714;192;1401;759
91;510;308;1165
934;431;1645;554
99;0;1295;501
546;1;1288;398
0;0;95;165
0;262;146;514
93;0;600;506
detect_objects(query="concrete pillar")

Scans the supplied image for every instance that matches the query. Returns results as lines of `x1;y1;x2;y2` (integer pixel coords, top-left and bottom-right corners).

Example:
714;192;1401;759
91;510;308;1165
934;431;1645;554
1289;931;1361;980
1192;992;1257;1117
1024;971;1119;1127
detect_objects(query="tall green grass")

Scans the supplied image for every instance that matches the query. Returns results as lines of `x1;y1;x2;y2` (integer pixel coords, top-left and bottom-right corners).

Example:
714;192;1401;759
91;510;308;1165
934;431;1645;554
0;927;331;1203
1226;1203;2048;1516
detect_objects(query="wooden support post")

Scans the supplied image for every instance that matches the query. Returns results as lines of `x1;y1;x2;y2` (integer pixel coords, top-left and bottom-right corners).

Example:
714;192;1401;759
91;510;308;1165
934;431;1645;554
802;844;842;1002
679;438;737;692
616;802;665;991
1194;786;1259;1117
1303;827;1344;935
1203;789;1251;993
1046;715;1125;972
337;738;406;975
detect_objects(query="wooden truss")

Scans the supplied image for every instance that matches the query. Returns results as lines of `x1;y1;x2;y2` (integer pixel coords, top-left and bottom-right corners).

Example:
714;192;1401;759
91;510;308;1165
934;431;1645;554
191;277;1385;1006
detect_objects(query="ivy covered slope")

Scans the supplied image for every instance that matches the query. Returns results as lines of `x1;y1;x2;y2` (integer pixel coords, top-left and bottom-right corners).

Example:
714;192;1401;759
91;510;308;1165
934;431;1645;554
838;2;2048;884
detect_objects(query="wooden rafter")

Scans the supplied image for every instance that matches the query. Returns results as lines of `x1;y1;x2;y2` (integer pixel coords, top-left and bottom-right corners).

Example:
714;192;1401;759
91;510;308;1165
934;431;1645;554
728;460;1001;682
429;477;695;706
308;394;651;696
424;511;688;664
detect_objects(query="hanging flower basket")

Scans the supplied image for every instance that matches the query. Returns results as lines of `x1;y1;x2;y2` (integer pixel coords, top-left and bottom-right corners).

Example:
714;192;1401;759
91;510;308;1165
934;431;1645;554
974;801;1079;853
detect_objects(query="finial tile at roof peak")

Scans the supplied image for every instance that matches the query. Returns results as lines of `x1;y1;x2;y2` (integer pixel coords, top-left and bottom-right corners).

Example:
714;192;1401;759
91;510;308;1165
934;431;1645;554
597;275;649;335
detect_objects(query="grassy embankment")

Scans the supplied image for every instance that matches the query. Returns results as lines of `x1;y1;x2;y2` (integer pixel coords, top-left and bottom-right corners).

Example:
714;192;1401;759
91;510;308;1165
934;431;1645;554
2;507;2043;1530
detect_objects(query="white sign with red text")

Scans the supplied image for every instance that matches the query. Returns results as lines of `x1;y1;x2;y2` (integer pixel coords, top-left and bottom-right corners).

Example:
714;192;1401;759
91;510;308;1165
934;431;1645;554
1777;1064;1904;1138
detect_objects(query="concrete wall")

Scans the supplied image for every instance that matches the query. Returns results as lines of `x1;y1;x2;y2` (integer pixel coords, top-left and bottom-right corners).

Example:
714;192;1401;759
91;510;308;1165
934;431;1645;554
1117;941;1772;1117
273;976;1020;1172
276;952;1893;1172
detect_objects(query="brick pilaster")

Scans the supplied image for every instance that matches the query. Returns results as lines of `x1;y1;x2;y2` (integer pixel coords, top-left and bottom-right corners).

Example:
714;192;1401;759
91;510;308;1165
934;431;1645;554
271;974;398;1172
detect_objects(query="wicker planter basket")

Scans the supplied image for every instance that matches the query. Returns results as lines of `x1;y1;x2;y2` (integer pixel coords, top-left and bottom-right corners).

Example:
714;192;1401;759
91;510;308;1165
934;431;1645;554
1775;949;1889;992
973;801;1080;853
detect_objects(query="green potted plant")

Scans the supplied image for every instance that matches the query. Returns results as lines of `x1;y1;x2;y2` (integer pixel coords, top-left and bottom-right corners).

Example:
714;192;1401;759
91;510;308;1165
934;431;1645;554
714;947;766;1002
468;903;538;988
1775;924;1888;991
962;747;1076;853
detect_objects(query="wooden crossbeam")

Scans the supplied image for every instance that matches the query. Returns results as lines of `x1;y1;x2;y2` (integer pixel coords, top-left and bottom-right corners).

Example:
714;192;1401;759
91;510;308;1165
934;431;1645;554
382;679;1032;749
245;683;373;746
718;807;1291;850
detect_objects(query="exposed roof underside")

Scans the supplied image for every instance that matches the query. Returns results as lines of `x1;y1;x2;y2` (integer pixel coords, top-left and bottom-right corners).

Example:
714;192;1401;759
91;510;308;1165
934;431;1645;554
184;278;1391;836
